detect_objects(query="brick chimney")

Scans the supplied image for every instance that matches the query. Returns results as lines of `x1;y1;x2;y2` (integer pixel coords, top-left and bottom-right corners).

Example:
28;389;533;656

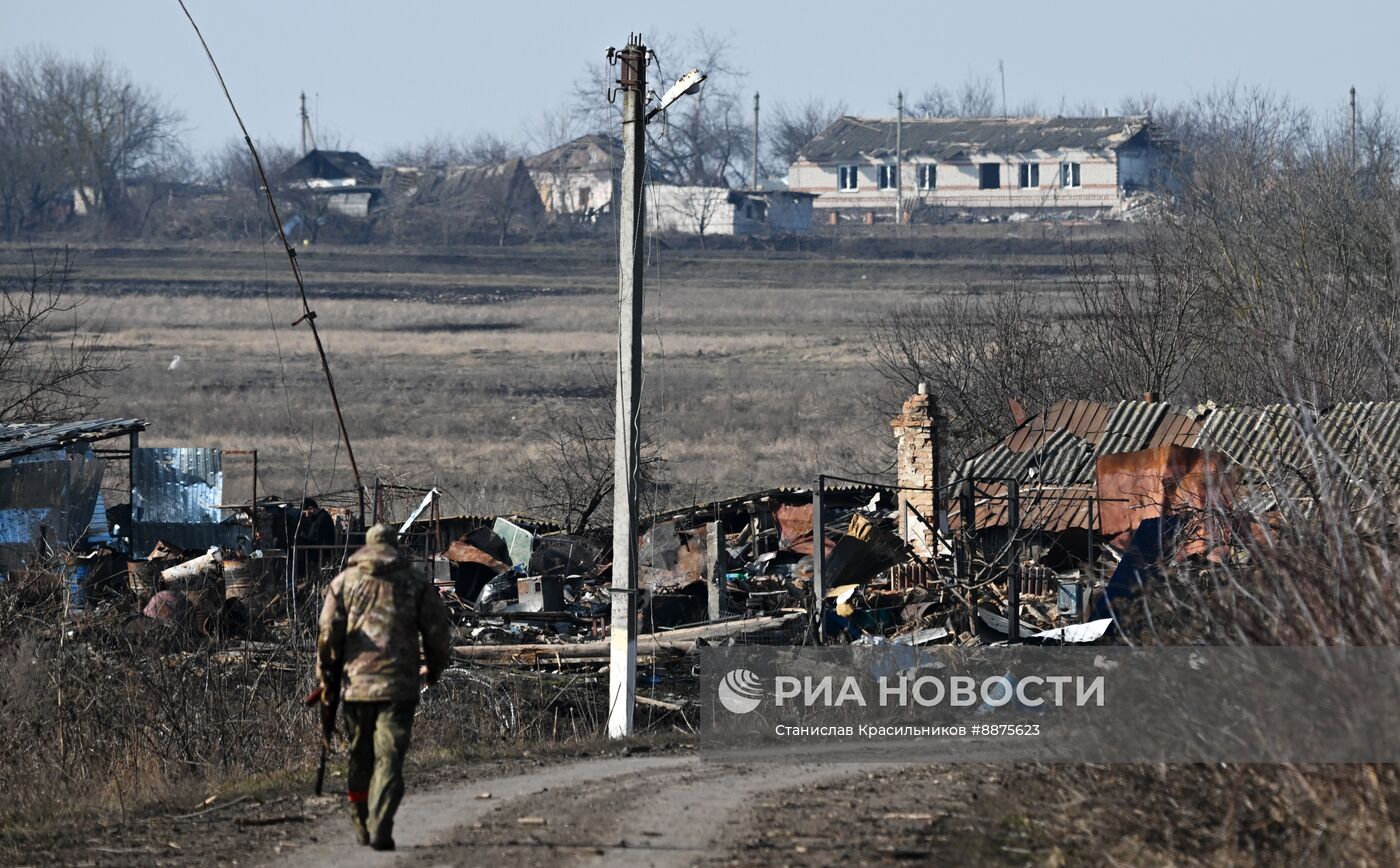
890;383;940;558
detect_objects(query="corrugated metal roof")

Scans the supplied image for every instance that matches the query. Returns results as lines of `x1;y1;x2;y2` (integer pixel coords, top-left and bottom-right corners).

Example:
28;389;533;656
1095;400;1171;459
798;116;1149;163
131;447;238;553
0;419;146;463
954;398;1400;530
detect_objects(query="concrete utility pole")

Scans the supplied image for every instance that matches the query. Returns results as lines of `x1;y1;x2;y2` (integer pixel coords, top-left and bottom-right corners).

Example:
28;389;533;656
752;92;760;190
609;35;647;740
895;90;904;225
607;37;706;740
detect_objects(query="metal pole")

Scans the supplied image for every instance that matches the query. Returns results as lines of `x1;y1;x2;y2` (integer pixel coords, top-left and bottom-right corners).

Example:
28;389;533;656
1350;86;1358;166
895;90;903;226
608;36;647;740
1006;479;1021;643
251;449;259;543
750;92;761;190
128;430;140;555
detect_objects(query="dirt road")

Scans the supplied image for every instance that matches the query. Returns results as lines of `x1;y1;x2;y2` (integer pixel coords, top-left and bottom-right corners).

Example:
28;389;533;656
263;754;897;868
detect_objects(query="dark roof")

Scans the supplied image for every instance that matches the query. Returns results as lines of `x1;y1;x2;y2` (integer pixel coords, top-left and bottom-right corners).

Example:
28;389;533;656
282;149;380;185
0;419;147;462
526;134;619;172
798;116;1149;163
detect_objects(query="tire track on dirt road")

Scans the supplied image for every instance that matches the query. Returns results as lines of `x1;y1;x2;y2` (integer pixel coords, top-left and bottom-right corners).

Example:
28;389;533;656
264;755;888;868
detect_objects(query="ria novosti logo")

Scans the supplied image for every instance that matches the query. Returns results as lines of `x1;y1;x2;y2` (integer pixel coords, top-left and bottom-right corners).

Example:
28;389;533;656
717;669;764;714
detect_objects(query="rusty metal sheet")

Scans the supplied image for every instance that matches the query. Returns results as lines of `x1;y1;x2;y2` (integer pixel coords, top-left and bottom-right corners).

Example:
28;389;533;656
444;541;510;573
1095;445;1232;555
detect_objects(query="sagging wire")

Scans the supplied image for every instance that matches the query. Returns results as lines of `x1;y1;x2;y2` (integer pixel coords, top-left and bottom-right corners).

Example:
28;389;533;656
258;223;319;502
177;0;366;522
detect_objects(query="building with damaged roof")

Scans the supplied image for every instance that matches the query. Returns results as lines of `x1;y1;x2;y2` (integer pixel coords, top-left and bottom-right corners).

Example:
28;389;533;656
952;397;1400;542
789;115;1171;219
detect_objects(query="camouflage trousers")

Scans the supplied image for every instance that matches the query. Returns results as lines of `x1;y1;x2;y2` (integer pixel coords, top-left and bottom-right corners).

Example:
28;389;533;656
343;700;416;844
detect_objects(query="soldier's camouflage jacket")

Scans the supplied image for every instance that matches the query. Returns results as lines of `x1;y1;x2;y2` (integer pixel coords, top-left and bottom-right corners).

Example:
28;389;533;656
318;544;453;702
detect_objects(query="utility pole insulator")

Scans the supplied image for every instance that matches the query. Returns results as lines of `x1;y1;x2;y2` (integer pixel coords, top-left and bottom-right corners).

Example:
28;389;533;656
617;41;647;92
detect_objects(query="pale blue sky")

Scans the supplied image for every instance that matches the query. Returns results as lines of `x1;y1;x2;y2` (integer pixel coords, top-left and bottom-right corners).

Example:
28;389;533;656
4;1;1393;160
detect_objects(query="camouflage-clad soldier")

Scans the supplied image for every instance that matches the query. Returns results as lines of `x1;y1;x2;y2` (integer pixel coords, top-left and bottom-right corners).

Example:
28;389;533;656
317;523;453;851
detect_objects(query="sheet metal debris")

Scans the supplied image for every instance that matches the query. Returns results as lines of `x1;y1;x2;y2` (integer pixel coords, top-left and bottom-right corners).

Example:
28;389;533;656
132;448;239;554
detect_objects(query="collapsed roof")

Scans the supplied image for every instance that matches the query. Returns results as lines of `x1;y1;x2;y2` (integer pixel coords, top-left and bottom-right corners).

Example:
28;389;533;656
956;399;1400;529
798;116;1151;163
282;149;380;185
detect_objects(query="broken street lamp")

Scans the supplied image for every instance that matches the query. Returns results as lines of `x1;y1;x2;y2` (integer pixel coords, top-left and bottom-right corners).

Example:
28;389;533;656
646;68;707;124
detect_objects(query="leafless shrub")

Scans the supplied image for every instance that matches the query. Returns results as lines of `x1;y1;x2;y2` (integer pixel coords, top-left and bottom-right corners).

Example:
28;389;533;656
862;276;1081;460
512;389;667;534
0;247;124;423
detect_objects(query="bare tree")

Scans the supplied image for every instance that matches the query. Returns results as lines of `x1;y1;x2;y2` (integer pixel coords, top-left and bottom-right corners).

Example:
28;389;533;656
864;278;1082;456
514;399;665;535
524;100;589;155
0;248;123;422
652;184;731;247
0;50;184;234
910;73;999;118
380;133;520;170
1068;231;1212;400
767;97;848;172
571;30;751;188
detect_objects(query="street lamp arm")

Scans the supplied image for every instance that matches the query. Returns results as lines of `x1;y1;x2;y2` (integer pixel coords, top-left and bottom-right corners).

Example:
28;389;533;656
645;69;707;124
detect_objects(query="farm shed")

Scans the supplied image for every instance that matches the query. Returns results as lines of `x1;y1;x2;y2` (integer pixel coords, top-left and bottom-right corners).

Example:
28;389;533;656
0;419;146;574
648;185;814;236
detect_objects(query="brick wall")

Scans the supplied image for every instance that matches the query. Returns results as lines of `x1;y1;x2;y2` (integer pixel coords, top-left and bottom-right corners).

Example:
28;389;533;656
891;385;939;558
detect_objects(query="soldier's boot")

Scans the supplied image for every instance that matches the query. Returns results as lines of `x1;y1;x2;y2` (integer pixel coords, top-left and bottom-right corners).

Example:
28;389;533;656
350;802;370;846
370;819;394;851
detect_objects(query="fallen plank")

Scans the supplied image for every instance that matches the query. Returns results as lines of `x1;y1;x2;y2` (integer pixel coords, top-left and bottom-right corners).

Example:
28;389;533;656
453;611;805;663
635;695;684;712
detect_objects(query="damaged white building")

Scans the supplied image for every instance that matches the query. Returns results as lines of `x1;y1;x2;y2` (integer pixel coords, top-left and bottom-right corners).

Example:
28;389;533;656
788;115;1171;220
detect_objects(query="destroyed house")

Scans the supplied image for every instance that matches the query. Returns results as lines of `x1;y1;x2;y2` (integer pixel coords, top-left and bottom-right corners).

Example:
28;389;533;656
789;115;1168;219
953;398;1400;547
525;133;620;215
648;185;815;236
281;148;382;217
377;158;545;242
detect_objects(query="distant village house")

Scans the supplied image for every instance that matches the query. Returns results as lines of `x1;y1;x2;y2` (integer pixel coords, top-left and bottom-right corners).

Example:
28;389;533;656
282;149;382;217
789;115;1169;220
525;134;619;217
649;185;815;237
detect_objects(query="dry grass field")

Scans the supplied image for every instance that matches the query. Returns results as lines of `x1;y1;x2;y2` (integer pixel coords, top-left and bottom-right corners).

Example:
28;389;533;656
0;226;1119;519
